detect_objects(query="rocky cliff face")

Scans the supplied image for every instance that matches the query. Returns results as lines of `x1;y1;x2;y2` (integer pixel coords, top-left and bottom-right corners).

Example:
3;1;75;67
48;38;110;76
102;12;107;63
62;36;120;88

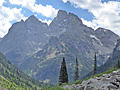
0;38;2;42
0;10;119;83
19;10;119;83
64;69;120;90
101;39;120;70
101;39;120;71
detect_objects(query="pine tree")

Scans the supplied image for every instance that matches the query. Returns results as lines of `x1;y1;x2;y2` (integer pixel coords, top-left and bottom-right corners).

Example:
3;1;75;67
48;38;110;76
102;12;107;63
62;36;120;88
94;53;97;75
59;57;68;85
75;57;79;81
117;60;120;68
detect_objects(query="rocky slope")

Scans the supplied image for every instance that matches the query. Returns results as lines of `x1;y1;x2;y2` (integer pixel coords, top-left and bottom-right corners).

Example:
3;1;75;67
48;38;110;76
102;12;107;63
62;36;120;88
64;69;120;90
0;10;119;84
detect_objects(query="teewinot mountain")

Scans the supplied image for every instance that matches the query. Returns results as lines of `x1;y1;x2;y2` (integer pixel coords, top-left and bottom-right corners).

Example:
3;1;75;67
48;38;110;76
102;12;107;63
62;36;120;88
0;10;119;83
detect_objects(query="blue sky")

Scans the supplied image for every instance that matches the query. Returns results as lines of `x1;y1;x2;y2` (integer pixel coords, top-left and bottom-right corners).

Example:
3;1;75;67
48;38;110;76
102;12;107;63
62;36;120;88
0;0;120;37
4;0;94;21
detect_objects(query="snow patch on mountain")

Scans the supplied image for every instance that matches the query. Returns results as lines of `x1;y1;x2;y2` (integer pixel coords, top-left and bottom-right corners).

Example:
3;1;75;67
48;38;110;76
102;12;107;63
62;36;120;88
90;35;103;46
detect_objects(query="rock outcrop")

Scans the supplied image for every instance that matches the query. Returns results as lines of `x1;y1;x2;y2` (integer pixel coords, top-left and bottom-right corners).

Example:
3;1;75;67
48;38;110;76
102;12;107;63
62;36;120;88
0;86;5;90
64;69;120;90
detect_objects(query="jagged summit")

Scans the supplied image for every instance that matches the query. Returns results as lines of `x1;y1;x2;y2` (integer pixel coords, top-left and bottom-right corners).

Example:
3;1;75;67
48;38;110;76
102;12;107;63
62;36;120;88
25;15;49;26
20;19;24;22
56;10;83;24
27;15;37;20
25;15;40;23
96;27;105;30
95;27;119;36
49;10;83;36
96;27;111;32
57;10;68;17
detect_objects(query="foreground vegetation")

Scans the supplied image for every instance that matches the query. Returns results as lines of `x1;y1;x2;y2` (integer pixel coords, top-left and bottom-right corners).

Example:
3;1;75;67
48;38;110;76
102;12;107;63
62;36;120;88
43;86;68;90
41;68;118;90
0;53;41;89
0;76;39;90
64;67;118;85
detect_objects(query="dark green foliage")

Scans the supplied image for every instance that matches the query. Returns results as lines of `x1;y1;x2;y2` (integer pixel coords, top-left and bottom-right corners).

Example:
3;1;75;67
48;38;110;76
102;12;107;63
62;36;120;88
117;60;120;68
75;57;79;81
59;57;68;85
94;53;97;74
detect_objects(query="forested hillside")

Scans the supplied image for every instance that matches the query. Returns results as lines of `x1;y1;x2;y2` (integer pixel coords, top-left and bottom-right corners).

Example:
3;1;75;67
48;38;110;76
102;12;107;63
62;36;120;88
0;52;41;89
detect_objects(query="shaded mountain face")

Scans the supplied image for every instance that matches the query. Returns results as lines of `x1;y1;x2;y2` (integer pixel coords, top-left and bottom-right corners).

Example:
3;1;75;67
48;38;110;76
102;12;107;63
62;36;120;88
95;28;119;49
0;15;50;67
101;39;120;70
17;10;119;83
84;39;120;79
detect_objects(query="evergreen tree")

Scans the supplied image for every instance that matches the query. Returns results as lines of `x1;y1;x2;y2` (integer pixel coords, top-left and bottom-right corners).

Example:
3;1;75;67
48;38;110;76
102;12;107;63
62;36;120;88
117;60;120;68
75;57;79;81
59;57;68;85
94;53;97;75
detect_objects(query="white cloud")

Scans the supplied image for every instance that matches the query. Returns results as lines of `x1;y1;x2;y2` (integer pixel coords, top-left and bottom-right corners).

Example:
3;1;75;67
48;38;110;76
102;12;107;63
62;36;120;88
63;0;120;35
0;5;26;37
63;0;102;10
39;19;52;25
9;0;58;18
32;4;58;18
81;18;98;29
0;0;5;6
9;0;35;6
63;0;68;3
9;0;35;10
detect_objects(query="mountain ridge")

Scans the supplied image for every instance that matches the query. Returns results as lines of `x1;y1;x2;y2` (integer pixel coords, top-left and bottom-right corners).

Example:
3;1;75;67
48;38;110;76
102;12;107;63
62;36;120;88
0;9;119;84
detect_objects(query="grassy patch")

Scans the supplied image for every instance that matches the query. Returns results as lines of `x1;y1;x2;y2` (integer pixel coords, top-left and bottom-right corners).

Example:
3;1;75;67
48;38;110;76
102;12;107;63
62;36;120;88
72;80;83;84
43;86;68;90
85;67;118;80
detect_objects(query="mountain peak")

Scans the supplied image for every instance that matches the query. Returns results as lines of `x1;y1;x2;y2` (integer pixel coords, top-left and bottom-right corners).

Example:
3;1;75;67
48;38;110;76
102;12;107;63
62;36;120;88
95;28;119;36
57;10;68;17
52;10;83;25
20;19;24;22
25;15;40;23
68;12;83;24
28;15;37;19
96;27;106;30
96;27;112;33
